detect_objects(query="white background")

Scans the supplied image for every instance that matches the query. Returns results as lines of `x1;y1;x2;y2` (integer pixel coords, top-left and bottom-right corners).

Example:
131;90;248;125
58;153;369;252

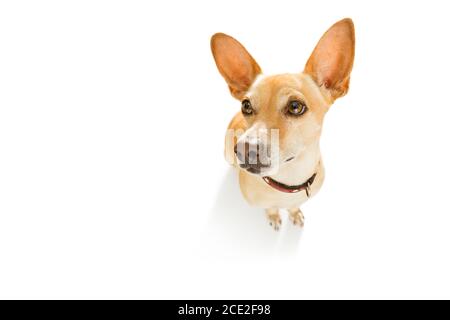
1;0;450;299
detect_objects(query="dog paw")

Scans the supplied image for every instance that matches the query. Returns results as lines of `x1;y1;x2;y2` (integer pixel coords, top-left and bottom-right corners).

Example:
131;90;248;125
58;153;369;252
289;209;304;227
266;209;282;231
268;217;282;231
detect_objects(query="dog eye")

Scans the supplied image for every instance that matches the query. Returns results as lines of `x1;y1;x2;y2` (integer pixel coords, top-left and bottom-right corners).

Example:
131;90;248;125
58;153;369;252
241;99;253;115
287;100;307;116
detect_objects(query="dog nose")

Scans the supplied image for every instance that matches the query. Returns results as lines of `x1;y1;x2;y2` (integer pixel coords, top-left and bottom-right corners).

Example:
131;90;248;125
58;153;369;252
234;141;270;168
234;143;242;161
248;149;258;164
235;142;251;163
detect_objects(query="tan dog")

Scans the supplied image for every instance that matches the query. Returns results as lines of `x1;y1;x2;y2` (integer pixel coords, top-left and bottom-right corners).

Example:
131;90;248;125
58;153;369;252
211;18;355;230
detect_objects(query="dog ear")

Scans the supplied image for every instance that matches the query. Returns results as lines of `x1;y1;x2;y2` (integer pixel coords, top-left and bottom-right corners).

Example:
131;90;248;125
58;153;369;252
211;33;262;100
304;18;355;101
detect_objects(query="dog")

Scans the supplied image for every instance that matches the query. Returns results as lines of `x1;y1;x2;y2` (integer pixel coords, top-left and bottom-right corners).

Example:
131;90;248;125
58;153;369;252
211;18;355;230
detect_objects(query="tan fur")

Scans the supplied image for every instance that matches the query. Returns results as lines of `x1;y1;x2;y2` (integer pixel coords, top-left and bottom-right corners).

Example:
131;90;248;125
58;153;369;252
212;19;355;230
211;33;262;100
305;18;355;101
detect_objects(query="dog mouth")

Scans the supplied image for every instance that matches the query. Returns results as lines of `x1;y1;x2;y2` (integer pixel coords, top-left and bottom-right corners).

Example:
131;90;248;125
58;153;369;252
285;156;295;163
239;164;270;175
239;156;294;175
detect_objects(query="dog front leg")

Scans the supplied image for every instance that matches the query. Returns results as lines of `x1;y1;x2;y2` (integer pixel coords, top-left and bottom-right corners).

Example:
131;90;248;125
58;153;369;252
266;208;281;231
288;208;305;227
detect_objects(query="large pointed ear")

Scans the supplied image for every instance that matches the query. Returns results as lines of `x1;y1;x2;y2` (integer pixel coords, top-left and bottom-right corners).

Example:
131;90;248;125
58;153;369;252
304;18;355;101
211;33;262;100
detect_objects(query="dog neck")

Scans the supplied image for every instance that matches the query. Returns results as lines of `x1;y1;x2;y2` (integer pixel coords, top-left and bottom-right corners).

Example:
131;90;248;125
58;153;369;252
263;172;317;195
269;142;321;186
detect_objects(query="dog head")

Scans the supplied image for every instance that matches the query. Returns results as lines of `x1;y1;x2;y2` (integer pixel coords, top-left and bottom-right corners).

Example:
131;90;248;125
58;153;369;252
211;19;355;176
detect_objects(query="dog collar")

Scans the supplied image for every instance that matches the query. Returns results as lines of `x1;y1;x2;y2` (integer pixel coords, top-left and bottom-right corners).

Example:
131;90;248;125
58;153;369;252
262;173;317;197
